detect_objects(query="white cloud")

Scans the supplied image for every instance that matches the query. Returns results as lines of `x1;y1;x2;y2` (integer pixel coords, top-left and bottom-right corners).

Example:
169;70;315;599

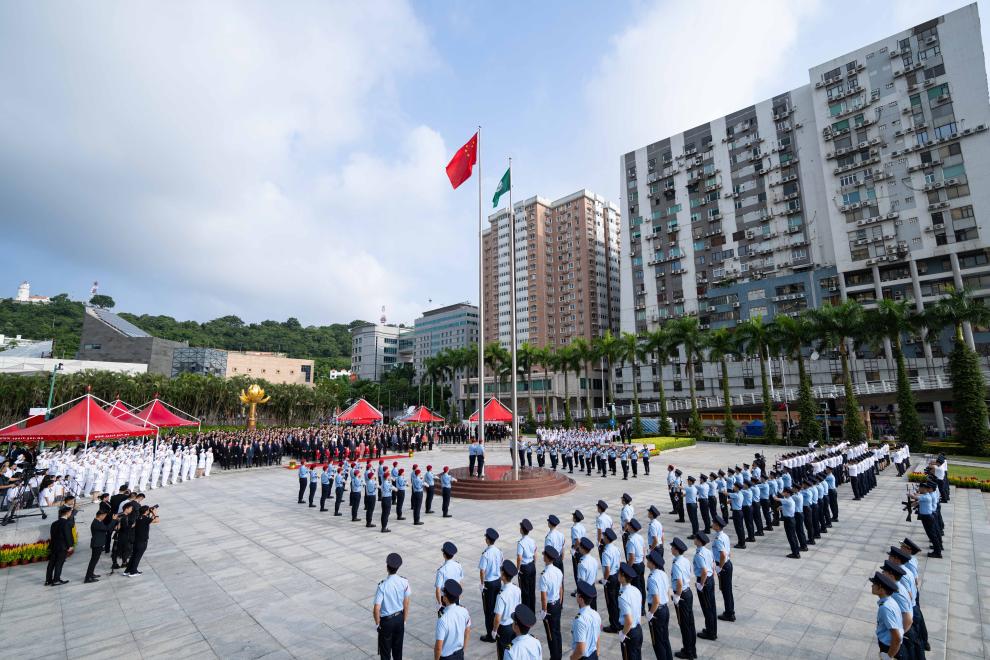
584;0;820;170
0;1;471;325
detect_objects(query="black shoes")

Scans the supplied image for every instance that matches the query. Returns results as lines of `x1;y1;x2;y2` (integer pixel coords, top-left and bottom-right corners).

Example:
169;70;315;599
443;514;453;518
84;577;99;583
381;529;391;533
718;613;735;622
697;630;717;640
334;513;342;517
396;516;406;520
733;544;746;550
365;523;374;528
480;635;496;643
787;553;800;559
414;521;424;525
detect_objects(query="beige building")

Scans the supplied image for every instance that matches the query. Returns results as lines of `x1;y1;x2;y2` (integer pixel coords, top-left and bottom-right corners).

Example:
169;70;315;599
483;189;621;348
225;351;315;386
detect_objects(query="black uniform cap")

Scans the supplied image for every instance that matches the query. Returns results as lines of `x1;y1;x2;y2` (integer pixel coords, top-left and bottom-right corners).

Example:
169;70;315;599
386;553;402;569
485;528;499;541
647;505;660;518
501;559;518;578
671;537;687;553
711;515;726;528
576;580;596;600
443;579;462;598
579;537;594;552
543;546;560;561
512;603;537;628
619;562;637;579
603;528;617;542
520;519;533;532
572;509;584;522
647;548;665;569
694;532;709;545
869;572;898;594
621;493;632;503
901;538;921;554
597;499;608;511
882;560;905;578
442;541;457;557
629;518;642;532
548;514;560;526
888;546;911;563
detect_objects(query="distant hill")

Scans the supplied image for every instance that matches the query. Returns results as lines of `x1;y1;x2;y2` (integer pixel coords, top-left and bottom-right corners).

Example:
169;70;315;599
0;294;362;372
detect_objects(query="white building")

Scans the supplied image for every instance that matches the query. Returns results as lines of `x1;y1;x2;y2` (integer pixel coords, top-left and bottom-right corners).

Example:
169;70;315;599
13;281;50;304
350;323;414;381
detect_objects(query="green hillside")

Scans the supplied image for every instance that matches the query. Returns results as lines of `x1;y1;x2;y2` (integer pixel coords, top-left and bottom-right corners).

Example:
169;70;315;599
0;294;360;373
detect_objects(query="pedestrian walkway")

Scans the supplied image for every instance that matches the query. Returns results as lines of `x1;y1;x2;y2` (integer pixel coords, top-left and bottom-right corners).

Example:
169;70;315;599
0;442;983;659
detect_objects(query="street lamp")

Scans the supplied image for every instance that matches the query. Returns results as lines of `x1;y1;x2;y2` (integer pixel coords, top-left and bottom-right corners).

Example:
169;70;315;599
821;402;831;445
45;362;64;420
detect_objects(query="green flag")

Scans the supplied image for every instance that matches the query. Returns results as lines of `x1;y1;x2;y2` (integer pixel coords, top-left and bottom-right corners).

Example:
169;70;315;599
492;167;510;208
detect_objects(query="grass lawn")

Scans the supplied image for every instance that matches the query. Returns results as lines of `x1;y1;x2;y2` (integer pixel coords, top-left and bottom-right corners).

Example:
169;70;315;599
947;454;990;465
950;464;990;482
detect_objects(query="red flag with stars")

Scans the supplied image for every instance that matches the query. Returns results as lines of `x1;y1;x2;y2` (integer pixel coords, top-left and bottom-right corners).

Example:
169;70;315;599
445;132;478;189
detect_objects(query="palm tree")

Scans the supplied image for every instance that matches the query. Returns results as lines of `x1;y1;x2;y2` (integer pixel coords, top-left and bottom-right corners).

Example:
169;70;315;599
737;317;779;442
644;326;675;435
927;288;990;452
668;317;704;440
594;330;622;409
571;337;597;429
774;314;820;446
484;342;510;404
705;327;739;442
553;345;576;428
532;345;552;426
862;300;925;450
808;301;867;442
517;342;537;431
618;331;646;438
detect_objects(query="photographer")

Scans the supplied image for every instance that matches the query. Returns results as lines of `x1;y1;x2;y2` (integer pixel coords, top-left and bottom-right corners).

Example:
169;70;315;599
124;505;159;577
112;502;136;570
85;509;120;583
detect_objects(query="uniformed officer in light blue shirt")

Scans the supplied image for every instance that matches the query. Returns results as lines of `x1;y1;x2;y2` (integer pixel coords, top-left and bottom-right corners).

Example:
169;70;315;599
870;572;903;659
297;464;309;503
435;541;463;607
600;528;622;632
692;533;717;641
576;538;599;610
411;467;425;525
307;464;319;508
435;579;471;660
644;548;672;660
516;519;538;614
374;553;410;660
539;546;564;659
349;469;364;521
617;563;643;657
504;604;541;660
379;468;394;533
646;505;663;554
544;515;565;574
711;515;735;621
439;466;456;518
729;482;746;548
494;560;522;655
363;470;377;528
670;537;697;658
571;581;601;659
333;466;346;516
479;528;504;642
319;464;332;511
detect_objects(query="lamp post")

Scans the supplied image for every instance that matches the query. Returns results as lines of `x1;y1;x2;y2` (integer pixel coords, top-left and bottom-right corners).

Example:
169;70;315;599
45;362;64;420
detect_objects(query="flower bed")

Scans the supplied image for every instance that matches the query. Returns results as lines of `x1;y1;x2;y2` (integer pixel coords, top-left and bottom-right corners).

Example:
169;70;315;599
0;527;77;568
640;437;697;455
909;471;990;492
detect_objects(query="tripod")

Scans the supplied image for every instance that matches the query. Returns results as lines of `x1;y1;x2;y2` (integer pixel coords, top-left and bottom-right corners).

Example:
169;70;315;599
1;479;47;526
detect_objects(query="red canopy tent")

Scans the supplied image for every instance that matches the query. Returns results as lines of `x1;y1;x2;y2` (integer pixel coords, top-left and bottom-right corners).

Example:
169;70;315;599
401;406;445;423
133;397;200;429
106;399;146;426
0;394;155;447
336;398;384;425
469;398;513;423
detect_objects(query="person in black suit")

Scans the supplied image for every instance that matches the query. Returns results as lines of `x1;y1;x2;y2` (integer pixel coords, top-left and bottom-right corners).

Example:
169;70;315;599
45;506;74;586
124;505;159;576
107;485;129;554
85;509;119;583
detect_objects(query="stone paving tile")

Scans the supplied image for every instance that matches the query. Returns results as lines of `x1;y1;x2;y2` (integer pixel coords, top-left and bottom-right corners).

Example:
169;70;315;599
1;442;986;659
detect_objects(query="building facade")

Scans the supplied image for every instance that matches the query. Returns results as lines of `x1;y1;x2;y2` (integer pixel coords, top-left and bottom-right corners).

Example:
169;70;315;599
413;302;479;378
618;4;990;431
482;189;621;348
224;351;314;386
76;306;187;375
350;323;415;381
171;347;228;378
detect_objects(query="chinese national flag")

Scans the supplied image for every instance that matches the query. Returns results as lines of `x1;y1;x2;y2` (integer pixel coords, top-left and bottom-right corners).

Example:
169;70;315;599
445;132;478;189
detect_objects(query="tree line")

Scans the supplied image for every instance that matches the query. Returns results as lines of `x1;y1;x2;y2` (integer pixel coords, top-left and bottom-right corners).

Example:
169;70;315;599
420;291;990;454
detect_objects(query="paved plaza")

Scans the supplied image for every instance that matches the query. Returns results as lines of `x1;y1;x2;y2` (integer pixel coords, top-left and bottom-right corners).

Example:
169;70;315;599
0;442;987;659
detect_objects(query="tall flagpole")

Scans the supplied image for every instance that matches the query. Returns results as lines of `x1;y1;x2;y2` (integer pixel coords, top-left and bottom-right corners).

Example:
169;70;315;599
478;126;485;448
507;157;520;481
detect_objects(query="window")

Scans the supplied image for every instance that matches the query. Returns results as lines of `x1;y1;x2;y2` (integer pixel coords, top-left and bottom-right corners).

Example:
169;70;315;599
934;123;957;140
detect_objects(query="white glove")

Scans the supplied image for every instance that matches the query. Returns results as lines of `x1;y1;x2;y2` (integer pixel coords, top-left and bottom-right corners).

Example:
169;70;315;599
672;594;680;606
645;610;654;622
715;564;721;575
618;631;627;643
539;610;547;620
696;581;703;592
478;583;484;594
879;653;891;660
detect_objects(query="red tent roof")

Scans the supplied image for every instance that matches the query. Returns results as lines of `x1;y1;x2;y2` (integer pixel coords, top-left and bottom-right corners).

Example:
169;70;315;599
106;399;145;426
337;398;383;425
134;398;199;428
469;398;513;423
402;406;444;423
0;395;155;443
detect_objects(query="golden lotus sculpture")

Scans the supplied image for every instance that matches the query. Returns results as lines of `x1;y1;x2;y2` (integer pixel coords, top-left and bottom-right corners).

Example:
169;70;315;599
239;384;271;430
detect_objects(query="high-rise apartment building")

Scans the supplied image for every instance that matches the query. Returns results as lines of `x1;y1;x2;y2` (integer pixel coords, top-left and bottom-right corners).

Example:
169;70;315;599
413;302;479;378
482;190;621;348
619;4;990;430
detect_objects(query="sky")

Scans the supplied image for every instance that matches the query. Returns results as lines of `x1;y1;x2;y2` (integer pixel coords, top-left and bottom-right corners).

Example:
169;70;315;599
0;0;982;327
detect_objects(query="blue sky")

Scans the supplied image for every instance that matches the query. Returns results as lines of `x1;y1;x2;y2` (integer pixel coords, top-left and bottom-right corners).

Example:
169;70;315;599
0;0;982;326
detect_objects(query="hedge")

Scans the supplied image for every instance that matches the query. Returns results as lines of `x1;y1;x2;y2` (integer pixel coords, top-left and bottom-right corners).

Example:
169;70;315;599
908;471;990;492
640;437;697;455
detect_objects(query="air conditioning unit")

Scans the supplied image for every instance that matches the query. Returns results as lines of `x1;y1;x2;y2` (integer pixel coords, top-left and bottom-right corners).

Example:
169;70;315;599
933;222;945;231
